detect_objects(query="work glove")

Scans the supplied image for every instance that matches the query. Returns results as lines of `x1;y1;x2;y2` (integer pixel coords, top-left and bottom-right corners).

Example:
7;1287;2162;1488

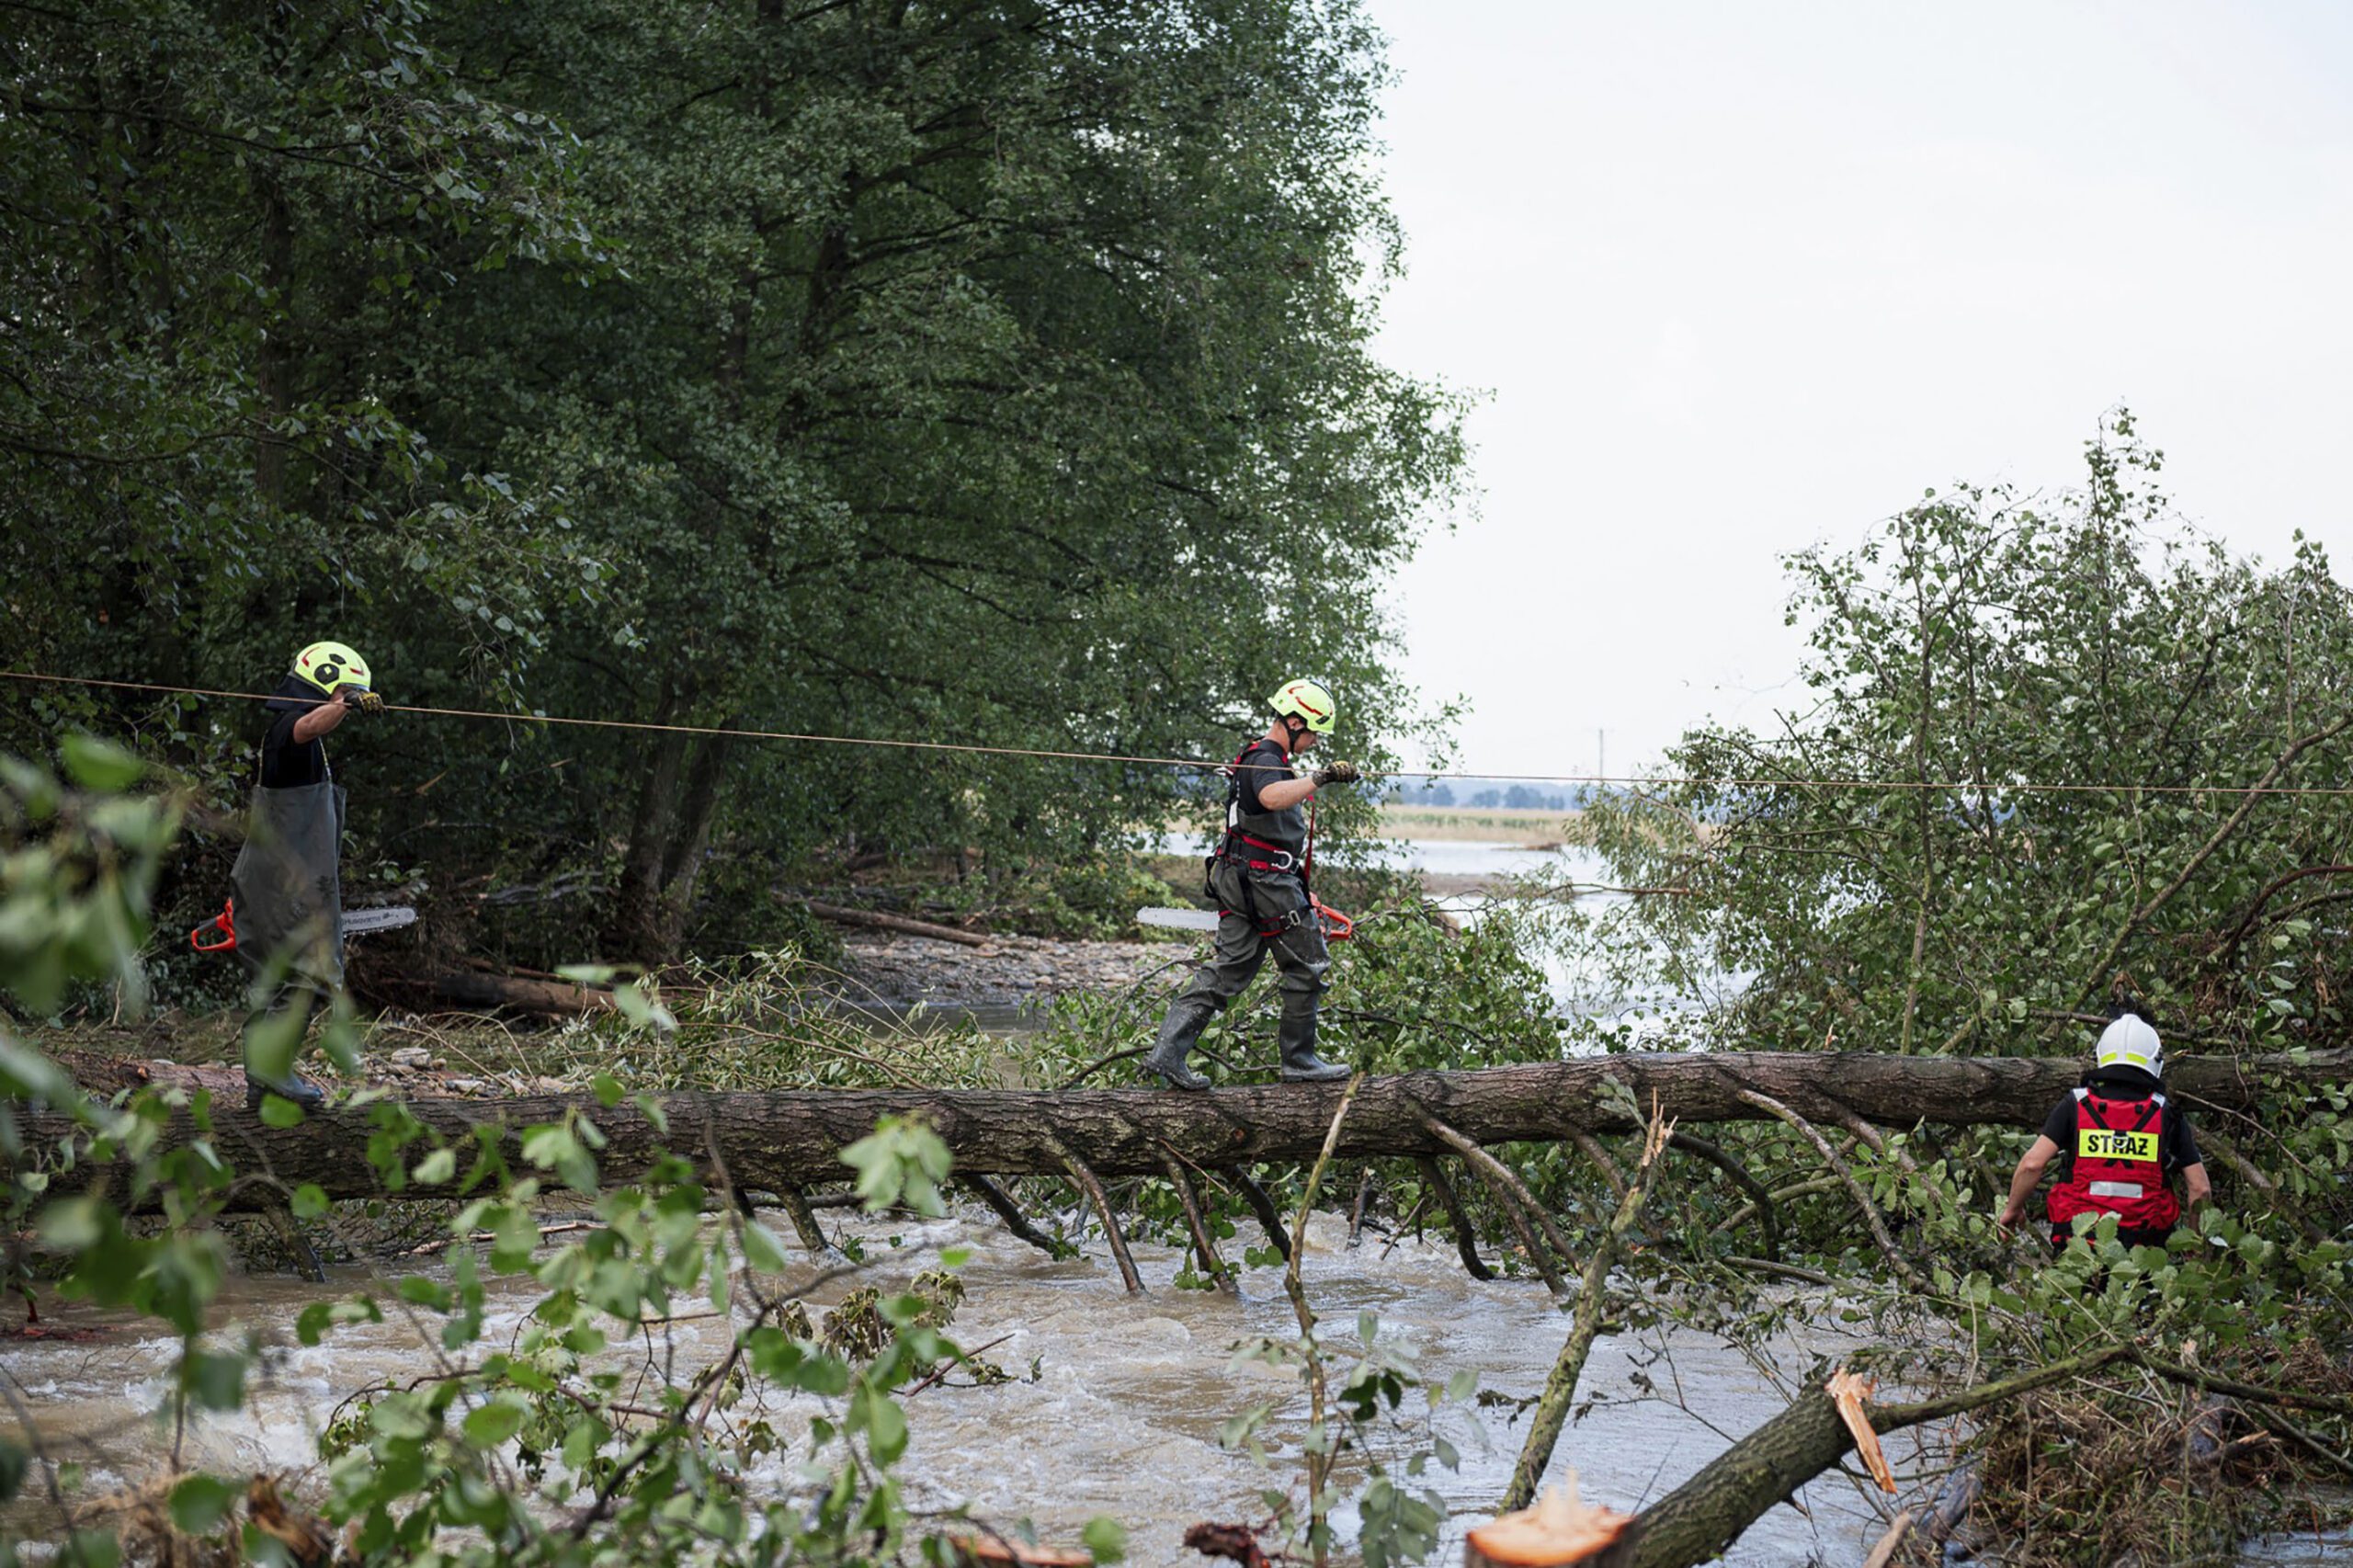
341;687;386;717
1311;760;1361;788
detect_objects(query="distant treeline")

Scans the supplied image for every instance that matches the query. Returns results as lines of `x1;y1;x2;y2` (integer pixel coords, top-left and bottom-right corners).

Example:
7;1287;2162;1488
0;1;1466;964
1387;779;1589;812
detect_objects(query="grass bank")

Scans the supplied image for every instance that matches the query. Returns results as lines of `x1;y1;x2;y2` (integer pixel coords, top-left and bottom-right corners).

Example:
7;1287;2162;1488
1375;804;1586;845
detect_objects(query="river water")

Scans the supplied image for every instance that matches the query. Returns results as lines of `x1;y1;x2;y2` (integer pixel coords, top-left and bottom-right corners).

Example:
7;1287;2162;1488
6;1207;1927;1565
8;835;2347;1562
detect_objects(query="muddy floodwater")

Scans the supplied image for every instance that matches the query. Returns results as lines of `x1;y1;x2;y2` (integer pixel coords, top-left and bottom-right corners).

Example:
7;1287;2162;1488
9;831;2347;1562
7;1207;1933;1563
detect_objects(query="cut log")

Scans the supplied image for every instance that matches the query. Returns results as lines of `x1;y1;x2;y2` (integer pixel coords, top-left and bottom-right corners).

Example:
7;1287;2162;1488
1466;1477;1637;1567
944;1533;1090;1566
33;1050;2348;1212
411;969;619;1017
803;901;990;948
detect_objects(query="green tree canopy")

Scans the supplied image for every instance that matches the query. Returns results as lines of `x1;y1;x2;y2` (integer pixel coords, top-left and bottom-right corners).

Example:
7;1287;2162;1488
1584;415;2353;1058
3;0;1466;962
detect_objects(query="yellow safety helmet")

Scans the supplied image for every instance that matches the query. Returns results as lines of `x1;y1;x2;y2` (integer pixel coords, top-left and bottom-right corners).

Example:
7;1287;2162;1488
292;641;372;696
2095;1014;2163;1078
1269;676;1337;735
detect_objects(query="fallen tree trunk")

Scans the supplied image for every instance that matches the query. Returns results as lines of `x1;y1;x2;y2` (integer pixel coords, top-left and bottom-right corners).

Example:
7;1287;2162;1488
415;970;620;1016
34;1050;2346;1211
1601;1341;2353;1568
803;901;990;947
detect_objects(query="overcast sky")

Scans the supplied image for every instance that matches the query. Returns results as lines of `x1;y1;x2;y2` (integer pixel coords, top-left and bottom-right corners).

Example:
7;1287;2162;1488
1364;1;2353;778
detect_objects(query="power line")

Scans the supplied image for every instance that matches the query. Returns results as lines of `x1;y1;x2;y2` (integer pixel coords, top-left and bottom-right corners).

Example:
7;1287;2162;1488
6;666;2353;798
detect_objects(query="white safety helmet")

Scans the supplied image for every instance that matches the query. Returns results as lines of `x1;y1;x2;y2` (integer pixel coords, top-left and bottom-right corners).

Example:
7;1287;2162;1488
2095;1014;2164;1079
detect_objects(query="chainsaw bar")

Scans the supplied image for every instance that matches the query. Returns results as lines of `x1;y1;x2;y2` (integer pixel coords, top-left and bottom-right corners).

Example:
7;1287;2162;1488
343;905;418;936
1136;906;1221;933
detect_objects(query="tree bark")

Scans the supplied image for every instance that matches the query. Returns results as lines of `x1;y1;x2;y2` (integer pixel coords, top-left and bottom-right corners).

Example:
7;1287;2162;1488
1626;1348;2134;1568
803;901;991;947
36;1050;2347;1213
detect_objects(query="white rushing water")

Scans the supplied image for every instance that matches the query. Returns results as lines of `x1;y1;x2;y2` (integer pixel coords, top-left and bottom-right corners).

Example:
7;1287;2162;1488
6;1206;1926;1564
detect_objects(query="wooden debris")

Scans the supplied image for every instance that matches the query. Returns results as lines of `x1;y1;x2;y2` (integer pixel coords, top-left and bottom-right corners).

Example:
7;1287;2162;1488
1859;1508;1915;1568
1825;1367;1896;1493
805;899;991;947
1465;1476;1638;1567
945;1531;1091;1565
246;1474;335;1566
1182;1522;1273;1566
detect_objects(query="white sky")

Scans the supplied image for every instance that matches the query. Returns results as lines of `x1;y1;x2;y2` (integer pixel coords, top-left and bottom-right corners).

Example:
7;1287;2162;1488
1366;1;2353;777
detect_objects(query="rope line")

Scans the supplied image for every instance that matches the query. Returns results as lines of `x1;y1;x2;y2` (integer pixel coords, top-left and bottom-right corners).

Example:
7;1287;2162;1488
6;666;2353;799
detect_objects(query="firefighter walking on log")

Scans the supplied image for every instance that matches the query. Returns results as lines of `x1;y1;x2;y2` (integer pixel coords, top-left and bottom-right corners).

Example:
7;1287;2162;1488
1142;677;1360;1090
1996;1010;2212;1253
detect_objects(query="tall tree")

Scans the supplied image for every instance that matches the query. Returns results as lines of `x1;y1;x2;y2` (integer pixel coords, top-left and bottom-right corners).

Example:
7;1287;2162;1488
409;0;1464;959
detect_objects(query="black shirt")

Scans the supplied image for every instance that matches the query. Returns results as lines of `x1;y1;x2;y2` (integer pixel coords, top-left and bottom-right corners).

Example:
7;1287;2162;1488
259;675;331;790
2039;1066;2202;1183
1233;738;1291;817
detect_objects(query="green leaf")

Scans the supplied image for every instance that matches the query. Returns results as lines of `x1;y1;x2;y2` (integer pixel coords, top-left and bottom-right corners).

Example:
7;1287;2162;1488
242;1006;304;1094
740;1221;791;1273
413;1147;457;1185
185;1350;245;1412
1083;1516;1128;1563
462;1399;528;1447
0;1039;79;1105
399;1276;453;1310
167;1472;239;1534
296;1302;335;1346
60;733;142;791
257;1094;307;1129
68;1529;122;1568
290;1185;329;1220
856;1386;907;1465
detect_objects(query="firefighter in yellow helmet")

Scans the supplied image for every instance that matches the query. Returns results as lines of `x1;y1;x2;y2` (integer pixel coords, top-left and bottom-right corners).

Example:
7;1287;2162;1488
237;640;387;1111
1142;677;1360;1090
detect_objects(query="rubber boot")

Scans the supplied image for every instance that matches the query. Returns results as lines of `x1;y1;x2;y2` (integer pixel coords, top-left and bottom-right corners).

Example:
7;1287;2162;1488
1277;1016;1348;1084
245;1071;327;1114
1143;1006;1212;1092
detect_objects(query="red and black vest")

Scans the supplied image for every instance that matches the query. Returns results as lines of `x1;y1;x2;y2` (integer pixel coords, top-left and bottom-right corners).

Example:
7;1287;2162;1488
1220;739;1306;866
2047;1087;2179;1233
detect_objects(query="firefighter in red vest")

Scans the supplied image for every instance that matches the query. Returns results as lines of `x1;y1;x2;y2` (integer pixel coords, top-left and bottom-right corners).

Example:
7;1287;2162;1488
1996;1012;2211;1252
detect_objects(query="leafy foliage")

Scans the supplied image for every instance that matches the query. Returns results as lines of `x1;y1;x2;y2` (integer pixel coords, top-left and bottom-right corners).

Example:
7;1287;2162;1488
0;759;1112;1566
2;0;1467;968
1577;413;2353;1058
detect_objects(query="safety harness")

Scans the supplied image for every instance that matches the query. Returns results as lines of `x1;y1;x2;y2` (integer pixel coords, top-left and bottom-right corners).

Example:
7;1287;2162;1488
1206;741;1353;940
2047;1086;2181;1234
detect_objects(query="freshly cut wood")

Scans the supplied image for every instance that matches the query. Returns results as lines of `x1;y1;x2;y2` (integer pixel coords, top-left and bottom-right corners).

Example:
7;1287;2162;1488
31;1049;2347;1212
945;1533;1090;1566
1826;1368;1896;1492
804;900;990;947
1623;1346;2145;1568
1466;1478;1637;1567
